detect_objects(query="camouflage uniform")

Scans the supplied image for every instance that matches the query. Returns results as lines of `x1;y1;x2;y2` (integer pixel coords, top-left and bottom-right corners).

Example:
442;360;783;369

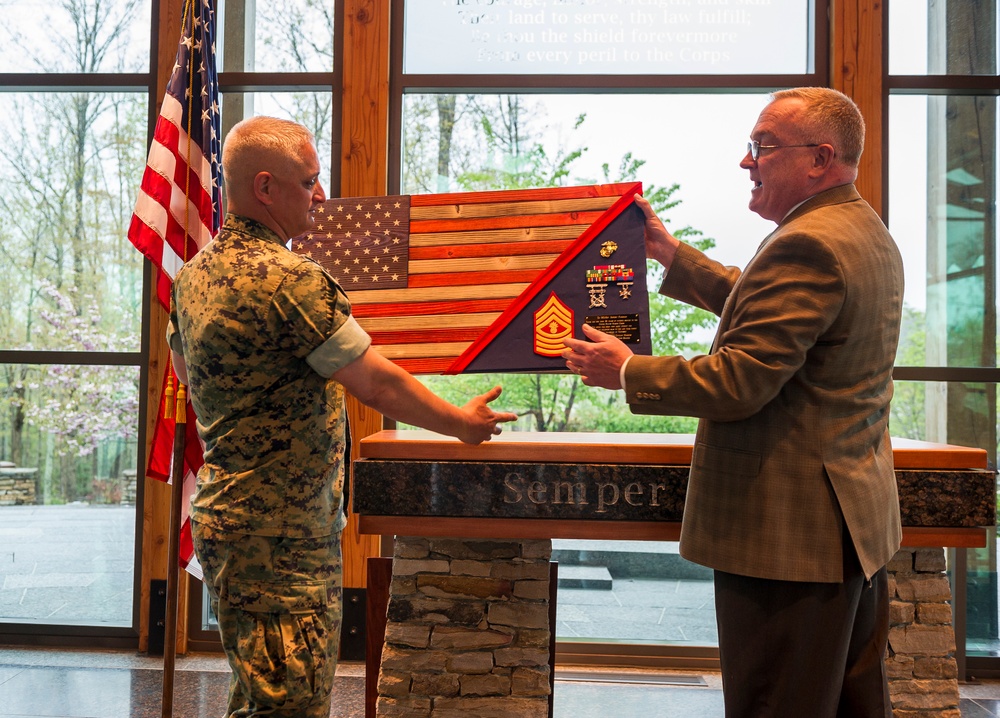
167;214;370;717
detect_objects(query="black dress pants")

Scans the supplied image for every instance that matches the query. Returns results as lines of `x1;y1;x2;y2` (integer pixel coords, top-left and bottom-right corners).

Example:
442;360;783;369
713;543;891;718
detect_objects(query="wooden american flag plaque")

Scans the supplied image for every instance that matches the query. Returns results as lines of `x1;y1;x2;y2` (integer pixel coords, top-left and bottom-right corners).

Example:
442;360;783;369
293;182;651;374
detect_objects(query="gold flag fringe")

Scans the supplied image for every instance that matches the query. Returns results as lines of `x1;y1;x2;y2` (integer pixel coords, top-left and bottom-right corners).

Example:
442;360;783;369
164;374;176;419
175;384;187;424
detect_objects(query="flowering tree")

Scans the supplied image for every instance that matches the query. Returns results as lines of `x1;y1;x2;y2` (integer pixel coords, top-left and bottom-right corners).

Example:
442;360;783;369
14;283;140;502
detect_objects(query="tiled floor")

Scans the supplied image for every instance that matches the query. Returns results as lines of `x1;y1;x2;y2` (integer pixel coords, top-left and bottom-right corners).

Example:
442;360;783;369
0;647;999;717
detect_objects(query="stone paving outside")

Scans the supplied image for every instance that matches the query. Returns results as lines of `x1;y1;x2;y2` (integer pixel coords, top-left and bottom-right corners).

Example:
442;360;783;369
553;539;718;644
556;576;717;643
0;504;135;626
0;505;721;648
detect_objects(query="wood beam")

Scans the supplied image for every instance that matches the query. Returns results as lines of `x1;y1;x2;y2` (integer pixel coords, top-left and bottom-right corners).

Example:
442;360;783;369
340;0;392;590
831;0;886;218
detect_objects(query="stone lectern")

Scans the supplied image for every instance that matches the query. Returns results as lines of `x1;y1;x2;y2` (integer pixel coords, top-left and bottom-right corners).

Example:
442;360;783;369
353;431;995;718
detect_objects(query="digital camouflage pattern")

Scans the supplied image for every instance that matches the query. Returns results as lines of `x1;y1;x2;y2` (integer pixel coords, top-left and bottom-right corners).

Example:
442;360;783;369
167;214;370;539
167;213;370;715
194;523;343;717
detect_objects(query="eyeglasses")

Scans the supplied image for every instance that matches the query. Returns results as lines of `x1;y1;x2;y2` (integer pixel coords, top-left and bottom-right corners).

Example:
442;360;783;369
747;140;821;161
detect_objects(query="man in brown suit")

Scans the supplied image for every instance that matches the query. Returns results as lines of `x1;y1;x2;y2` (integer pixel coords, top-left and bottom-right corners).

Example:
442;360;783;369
563;87;904;717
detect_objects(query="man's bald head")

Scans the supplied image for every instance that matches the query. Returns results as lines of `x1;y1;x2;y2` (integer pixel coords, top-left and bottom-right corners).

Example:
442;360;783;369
222;116;316;209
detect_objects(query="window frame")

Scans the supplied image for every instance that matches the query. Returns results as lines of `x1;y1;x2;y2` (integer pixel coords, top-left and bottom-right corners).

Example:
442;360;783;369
0;4;158;646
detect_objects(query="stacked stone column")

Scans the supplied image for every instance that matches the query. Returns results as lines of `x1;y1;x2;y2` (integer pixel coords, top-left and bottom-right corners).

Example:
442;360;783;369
887;547;960;718
375;537;553;718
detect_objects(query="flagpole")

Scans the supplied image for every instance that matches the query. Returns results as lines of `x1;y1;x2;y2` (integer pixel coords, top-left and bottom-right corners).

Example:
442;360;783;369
127;0;218;709
161;382;187;718
162;1;198;712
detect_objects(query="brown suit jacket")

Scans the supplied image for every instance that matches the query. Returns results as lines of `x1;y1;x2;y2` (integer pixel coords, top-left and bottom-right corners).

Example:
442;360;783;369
625;184;904;582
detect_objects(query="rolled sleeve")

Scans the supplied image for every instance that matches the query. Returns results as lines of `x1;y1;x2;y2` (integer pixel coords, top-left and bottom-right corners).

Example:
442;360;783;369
273;261;372;376
306;315;372;378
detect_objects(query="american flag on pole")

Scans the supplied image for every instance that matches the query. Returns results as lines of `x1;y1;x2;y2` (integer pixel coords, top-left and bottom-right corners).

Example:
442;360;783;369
293;182;650;374
127;0;221;579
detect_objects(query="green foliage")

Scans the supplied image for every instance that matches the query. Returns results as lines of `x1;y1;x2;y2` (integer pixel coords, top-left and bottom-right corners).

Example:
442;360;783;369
454;97;585;191
890;305;927;440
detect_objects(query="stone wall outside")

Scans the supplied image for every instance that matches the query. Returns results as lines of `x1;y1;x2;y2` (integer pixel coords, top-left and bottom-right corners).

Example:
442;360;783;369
0;468;37;505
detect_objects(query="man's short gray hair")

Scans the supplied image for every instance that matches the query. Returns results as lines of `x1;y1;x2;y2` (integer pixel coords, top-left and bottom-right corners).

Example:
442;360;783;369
770;87;865;167
222;116;316;194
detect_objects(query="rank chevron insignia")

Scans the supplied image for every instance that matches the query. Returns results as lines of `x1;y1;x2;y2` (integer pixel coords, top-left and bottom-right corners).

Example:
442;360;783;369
533;293;574;357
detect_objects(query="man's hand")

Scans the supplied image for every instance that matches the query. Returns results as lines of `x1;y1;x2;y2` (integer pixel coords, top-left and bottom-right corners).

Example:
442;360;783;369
456;385;519;444
335;349;517;445
562;324;633;390
634;195;680;269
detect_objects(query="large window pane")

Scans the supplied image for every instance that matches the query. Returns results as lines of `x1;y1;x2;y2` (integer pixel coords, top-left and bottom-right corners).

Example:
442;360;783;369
404;0;814;75
0;0;148;640
0;93;146;351
555;540;715;646
0;364;140;504
0;363;139;627
889;0;998;76
0;0;151;73
219;0;334;73
0;504;135;625
889;0;1000;680
888;95;999;370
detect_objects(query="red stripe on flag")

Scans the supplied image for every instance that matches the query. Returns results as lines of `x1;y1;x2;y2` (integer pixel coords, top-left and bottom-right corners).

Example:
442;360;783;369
410;210;607;234
178;518;196;577
351;297;511;319
409;182;639;207
408;239;574;261
393;357;461;374
126;215;172;309
367;327;485;345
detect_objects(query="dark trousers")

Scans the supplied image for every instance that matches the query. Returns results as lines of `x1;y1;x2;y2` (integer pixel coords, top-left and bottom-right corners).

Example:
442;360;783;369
714;546;891;718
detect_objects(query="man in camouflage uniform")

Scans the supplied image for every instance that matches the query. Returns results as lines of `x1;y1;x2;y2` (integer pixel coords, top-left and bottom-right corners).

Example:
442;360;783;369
167;116;516;718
